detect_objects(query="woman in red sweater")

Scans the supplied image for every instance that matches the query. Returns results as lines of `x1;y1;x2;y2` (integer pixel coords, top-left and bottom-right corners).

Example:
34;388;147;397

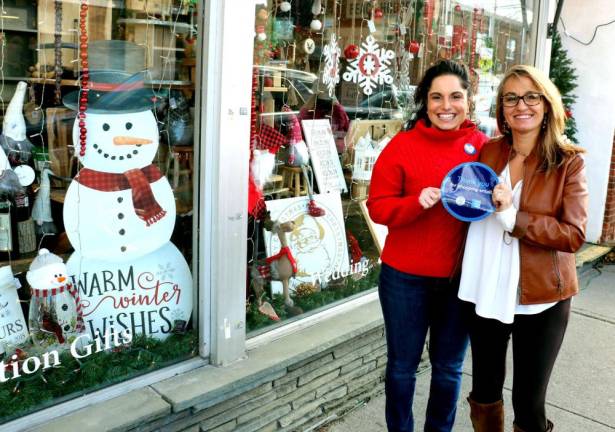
367;60;488;432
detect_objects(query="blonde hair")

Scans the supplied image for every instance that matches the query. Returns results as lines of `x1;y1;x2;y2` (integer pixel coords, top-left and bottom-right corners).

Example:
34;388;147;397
495;65;584;170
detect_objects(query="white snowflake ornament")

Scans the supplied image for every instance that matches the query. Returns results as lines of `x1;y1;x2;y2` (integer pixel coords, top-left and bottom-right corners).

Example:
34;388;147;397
397;51;413;90
322;34;341;98
343;35;395;96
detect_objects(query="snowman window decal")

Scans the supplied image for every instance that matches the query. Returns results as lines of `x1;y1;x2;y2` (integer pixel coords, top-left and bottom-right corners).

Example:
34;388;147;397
61;41;193;341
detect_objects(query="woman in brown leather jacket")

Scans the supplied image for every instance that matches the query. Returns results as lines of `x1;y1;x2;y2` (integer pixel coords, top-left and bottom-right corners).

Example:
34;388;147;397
457;65;588;432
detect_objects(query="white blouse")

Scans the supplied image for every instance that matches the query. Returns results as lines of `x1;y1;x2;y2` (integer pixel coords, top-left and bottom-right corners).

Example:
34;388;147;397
458;164;556;324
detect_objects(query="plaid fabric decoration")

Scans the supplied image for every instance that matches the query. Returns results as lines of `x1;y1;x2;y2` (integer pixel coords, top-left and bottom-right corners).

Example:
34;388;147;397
258;124;287;154
257;264;271;280
253;198;267;221
77;165;167;226
32;283;85;333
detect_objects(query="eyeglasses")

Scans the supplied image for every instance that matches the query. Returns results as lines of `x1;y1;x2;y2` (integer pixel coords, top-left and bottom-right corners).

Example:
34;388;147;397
501;92;543;107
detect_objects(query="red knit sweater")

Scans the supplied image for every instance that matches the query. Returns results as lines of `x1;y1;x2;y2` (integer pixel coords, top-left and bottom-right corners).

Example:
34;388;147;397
367;119;488;277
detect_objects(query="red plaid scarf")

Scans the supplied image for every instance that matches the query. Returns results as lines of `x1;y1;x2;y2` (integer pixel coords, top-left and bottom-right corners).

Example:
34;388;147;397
31;283;85;333
76;165;167;226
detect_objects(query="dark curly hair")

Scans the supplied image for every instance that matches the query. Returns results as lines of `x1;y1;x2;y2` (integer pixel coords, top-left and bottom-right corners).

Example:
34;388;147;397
406;60;471;130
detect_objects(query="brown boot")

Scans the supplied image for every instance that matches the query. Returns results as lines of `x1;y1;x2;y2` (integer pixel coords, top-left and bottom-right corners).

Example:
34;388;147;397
513;420;554;432
467;396;504;432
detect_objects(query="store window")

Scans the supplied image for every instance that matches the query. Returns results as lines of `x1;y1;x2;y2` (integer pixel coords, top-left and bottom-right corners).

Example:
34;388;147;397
0;0;199;422
246;0;534;332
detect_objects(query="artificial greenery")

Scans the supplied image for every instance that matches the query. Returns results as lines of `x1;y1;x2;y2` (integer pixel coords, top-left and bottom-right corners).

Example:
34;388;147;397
549;30;579;143
0;331;197;423
246;263;380;332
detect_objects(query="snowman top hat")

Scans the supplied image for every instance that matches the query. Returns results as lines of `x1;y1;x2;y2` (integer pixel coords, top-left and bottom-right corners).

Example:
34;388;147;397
64;40;158;114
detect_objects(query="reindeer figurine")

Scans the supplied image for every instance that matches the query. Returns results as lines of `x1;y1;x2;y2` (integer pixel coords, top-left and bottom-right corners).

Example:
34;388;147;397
251;214;303;319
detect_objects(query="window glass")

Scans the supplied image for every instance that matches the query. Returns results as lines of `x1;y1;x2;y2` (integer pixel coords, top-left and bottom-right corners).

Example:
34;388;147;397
247;0;533;333
0;0;199;422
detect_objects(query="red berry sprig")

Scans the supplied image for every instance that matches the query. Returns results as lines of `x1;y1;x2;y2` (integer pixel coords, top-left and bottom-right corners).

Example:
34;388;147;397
78;0;89;157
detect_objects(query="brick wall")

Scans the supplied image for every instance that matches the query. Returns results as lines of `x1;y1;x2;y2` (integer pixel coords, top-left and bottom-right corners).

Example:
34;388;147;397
126;326;387;432
601;133;615;243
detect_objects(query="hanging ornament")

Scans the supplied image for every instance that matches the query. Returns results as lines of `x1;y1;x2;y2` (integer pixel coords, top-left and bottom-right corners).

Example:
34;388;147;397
343;35;395;96
344;44;360;59
373;8;384;19
407;40;421;55
397;51;412;90
322;34;341;98
257;7;269;22
256;25;268;42
310;19;322;32
302;38;316;55
311;0;322;15
280;1;291;13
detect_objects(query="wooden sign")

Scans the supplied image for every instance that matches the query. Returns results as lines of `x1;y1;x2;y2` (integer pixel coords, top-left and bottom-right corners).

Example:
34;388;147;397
301;119;347;193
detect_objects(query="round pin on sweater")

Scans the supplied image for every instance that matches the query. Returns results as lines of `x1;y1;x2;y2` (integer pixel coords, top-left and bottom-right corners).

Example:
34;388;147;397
441;162;499;222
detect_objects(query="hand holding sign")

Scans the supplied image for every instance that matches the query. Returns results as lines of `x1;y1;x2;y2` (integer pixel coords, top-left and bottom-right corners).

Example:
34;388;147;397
492;182;513;212
419;187;442;209
440;162;499;222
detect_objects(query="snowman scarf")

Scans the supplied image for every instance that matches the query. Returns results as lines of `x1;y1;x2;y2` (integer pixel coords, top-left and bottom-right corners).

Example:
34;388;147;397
31;283;85;334
76;165;167;226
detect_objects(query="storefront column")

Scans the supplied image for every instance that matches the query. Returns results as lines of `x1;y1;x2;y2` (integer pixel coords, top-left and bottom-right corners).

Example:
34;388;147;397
200;0;254;365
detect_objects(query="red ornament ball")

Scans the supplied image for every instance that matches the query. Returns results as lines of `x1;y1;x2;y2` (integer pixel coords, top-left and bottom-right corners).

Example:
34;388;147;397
373;8;384;19
565;110;573;118
344;44;360;59
407;40;420;55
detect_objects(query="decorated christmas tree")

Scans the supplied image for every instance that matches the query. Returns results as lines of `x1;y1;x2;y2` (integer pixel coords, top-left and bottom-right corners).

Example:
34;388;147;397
549;30;579;143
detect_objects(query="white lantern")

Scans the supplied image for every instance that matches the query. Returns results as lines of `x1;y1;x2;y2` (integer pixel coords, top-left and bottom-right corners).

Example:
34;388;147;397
0;266;29;354
352;132;378;181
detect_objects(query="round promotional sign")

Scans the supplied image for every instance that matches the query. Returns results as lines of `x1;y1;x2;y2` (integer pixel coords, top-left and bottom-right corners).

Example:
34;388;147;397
441;162;499;222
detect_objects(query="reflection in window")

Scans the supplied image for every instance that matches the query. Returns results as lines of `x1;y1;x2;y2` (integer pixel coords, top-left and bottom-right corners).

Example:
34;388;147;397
247;0;533;332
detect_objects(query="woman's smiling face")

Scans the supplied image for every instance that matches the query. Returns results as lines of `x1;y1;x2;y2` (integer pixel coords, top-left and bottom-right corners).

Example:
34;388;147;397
426;74;469;131
501;75;547;135
75;110;159;173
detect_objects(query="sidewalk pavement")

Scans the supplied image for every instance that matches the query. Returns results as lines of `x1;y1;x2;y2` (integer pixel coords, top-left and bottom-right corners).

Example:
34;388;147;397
326;254;615;432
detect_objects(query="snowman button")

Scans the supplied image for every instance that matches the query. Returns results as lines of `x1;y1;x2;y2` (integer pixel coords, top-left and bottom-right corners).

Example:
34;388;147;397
121;246;127;252
117;197;123;203
118;213;124;219
119;229;125;235
119;156;125;160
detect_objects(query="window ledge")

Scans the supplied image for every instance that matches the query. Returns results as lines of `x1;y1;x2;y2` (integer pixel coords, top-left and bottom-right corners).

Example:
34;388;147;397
18;298;383;431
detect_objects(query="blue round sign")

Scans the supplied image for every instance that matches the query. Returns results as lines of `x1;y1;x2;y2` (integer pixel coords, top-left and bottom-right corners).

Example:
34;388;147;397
441;162;499;222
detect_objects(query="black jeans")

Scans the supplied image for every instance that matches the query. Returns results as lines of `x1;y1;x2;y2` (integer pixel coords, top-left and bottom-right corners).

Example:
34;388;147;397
464;298;571;432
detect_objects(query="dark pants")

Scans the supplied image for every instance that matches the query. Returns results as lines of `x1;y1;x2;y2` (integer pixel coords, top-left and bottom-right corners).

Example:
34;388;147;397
464;298;571;432
379;263;469;432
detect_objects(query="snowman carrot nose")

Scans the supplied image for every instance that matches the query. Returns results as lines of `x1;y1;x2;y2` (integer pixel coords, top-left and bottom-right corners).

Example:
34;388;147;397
113;136;153;146
57;276;66;283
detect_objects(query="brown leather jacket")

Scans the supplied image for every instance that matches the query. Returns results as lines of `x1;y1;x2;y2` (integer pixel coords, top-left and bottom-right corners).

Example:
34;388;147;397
479;138;589;304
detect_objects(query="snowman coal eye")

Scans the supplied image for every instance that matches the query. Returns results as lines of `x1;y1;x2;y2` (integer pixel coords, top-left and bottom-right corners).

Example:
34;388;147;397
103;123;110;131
126;122;133;130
